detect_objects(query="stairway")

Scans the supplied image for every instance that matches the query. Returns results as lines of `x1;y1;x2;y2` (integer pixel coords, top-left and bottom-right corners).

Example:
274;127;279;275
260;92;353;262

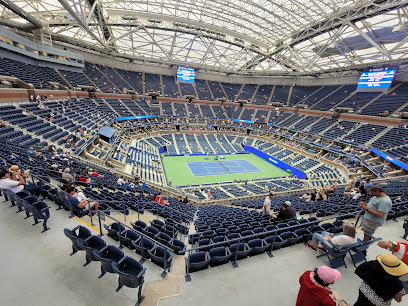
365;126;393;146
339;123;363;140
359;83;402;112
203;134;216;153
309;86;345;109
55;70;73;88
118;99;137;116
95;65;120;92
250;85;260;103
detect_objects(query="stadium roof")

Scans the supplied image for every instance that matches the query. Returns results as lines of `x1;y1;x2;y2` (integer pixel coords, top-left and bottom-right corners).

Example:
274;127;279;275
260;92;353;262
2;0;408;75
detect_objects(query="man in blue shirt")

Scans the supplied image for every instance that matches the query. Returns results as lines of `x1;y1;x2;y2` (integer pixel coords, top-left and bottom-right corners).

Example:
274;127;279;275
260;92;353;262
364;178;373;194
359;185;392;241
66;186;99;213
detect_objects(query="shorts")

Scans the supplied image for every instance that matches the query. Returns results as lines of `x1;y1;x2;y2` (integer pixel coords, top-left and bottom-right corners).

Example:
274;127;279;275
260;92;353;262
82;204;91;211
361;218;381;235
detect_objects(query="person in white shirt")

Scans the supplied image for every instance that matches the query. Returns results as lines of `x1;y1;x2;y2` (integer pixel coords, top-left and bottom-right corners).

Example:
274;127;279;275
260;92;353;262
0;168;24;193
117;177;125;185
263;193;274;215
307;223;357;251
0;168;41;196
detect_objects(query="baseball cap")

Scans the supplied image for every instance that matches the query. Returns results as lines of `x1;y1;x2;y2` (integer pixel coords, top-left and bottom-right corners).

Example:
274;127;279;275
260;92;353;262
316;266;341;284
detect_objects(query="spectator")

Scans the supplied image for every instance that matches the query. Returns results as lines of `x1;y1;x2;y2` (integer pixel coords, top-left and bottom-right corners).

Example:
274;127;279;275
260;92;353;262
364;178;373;194
9;165;29;179
296;265;347;306
263;193;273;215
0;168;41;197
117;177;125;185
359;186;392;241
306;223;357;252
378;240;408;292
61;167;74;183
88;168;104;178
354;254;408;305
65;185;99;214
77;172;92;185
271;202;295;220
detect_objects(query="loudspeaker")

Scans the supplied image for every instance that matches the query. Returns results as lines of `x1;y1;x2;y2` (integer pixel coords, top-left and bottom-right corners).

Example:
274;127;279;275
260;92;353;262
188;97;193;103
152;95;157;100
240;102;244;107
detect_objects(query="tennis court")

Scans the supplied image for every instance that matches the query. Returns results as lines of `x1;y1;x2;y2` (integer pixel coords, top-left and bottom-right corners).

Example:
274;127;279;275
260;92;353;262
187;160;262;177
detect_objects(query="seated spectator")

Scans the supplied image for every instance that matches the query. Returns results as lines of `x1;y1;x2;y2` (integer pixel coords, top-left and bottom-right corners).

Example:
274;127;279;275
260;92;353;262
123;180;135;190
62;168;74;183
344;188;362;200
316;187;328;201
326;185;336;193
155;193;168;205
0;168;41;197
88;168;104;178
343;181;354;195
33;150;42;158
117;177;125;185
65;185;99;214
271;202;295;220
77;172;92;185
9;165;29;179
308;190;317;202
49;162;59;171
306;223;357;252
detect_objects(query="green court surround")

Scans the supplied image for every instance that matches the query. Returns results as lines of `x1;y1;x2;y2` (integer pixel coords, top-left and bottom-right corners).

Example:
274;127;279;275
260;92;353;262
161;153;290;186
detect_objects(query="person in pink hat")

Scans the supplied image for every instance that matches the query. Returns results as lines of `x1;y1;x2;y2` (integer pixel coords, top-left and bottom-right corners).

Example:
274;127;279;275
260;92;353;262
296;265;349;306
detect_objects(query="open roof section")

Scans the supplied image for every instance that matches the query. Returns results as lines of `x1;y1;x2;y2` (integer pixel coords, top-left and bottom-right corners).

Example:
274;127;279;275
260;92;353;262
2;0;408;75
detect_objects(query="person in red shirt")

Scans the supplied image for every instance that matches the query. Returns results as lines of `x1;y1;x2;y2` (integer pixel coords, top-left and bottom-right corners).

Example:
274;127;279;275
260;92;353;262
378;241;408;264
296;265;348;306
88;168;104;178
378;240;408;292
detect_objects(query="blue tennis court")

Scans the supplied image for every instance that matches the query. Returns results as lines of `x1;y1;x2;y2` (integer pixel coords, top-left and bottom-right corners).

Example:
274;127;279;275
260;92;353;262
187;160;262;177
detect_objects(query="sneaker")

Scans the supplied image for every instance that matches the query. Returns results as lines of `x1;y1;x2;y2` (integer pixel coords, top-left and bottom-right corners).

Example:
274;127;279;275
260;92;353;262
306;243;317;252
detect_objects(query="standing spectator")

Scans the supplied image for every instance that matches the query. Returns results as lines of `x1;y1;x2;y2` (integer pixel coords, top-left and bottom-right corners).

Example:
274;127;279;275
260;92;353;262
263;193;273;215
354;254;408;305
364;178;373;194
378;240;408;264
359;186;392;241
296;265;347;306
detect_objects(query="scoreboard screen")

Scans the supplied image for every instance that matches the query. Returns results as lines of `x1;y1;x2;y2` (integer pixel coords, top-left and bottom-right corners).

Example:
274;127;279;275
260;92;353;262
357;67;396;92
177;66;195;82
